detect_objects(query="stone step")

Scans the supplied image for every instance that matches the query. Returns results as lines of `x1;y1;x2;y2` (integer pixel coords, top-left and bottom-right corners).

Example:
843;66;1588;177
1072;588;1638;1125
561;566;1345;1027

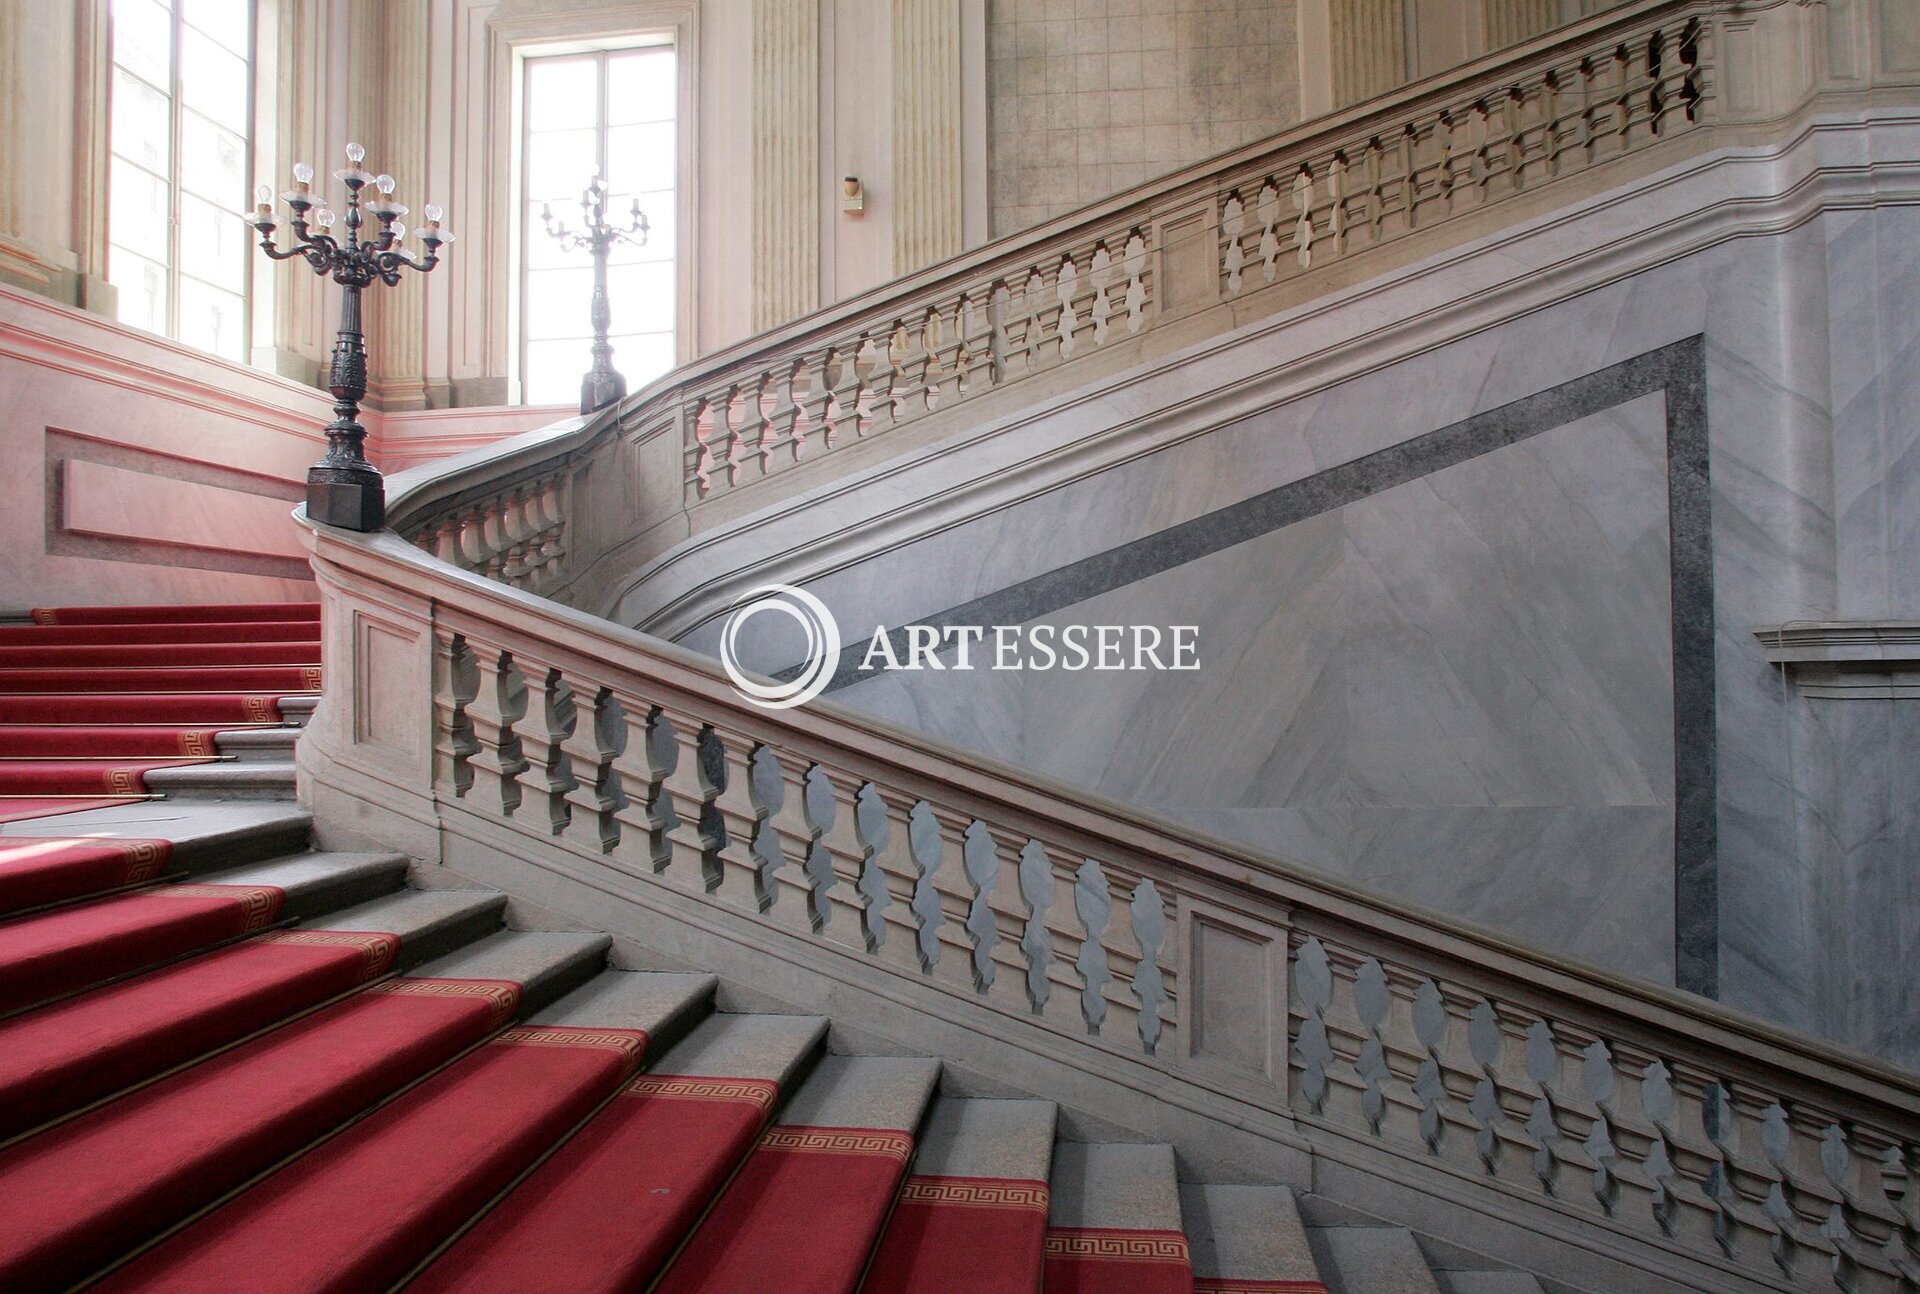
774;1053;942;1132
646;1010;828;1089
198;849;409;920
214;727;301;763
1182;1182;1325;1289
0;801;313;874
531;969;719;1056
306;889;509;971
1434;1271;1548;1294
1049;1141;1185;1233
277;695;320;728
408;929;612;1019
144;759;297;801
910;1096;1057;1182
1308;1225;1445;1294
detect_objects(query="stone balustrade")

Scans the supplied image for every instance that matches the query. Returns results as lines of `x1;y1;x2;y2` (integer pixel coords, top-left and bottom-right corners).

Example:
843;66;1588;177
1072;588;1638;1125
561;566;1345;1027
305;517;1920;1294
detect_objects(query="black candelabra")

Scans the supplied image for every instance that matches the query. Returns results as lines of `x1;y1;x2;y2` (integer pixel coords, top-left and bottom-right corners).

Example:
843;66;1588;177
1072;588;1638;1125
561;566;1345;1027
541;171;648;415
244;143;453;531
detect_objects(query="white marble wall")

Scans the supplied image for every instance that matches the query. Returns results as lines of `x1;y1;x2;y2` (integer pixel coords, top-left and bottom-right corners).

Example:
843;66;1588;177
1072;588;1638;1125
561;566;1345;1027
674;200;1920;1064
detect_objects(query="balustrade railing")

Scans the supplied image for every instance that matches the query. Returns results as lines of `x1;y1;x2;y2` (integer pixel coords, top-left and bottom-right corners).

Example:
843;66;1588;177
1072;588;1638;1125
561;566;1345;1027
308;522;1920;1294
388;0;1791;583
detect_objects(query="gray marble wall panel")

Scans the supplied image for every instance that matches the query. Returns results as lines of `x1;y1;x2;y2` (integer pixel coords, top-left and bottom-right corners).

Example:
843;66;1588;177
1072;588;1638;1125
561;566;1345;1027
662;207;1920;1066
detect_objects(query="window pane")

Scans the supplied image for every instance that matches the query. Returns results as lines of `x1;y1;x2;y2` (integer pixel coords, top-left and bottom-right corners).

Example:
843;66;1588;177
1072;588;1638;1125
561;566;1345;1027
110;245;169;334
180;110;246;205
620;331;675;388
607;47;674;124
112;0;173;87
109;158;172;261
181;0;249;56
524;339;591;405
525;128;599;206
179;26;248;131
607;262;674;333
605;123;674;195
523;267;594;341
177;276;247;361
524;203;584;271
527;56;598;133
179;192;248;292
111;67;171;177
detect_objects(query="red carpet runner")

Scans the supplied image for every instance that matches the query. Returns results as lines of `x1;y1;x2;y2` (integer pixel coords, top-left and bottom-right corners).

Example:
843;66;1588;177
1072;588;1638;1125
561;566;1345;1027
96;1025;649;1294
411;1073;782;1294
0;976;518;1292
0;837;173;915
0;929;399;1138
0;602;319;825
655;1124;916;1294
864;1175;1052;1294
0;882;285;1013
1043;1227;1196;1294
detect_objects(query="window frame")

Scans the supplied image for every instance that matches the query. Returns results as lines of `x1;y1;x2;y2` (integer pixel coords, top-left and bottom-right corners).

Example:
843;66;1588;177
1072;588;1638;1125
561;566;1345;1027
106;0;259;361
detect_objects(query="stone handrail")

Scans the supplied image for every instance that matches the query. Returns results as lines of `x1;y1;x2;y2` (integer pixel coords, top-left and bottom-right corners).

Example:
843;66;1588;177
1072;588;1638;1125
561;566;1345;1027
386;0;1772;598
303;519;1920;1294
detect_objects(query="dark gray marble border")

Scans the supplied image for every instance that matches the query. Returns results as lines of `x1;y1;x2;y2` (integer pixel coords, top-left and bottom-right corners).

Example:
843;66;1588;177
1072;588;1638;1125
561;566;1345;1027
795;337;1717;994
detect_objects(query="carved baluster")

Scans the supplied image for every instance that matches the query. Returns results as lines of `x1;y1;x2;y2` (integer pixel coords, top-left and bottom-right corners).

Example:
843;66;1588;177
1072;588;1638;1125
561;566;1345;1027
1291;164;1314;269
851;782;892;952
637;707;682;870
1644;29;1666;139
1642;1059;1681;1235
1327;152;1348;257
1583;1040;1621;1214
493;488;529;584
1881;1143;1919;1282
1702;1080;1743;1256
431;516;461;565
855;331;889;436
907;801;945;974
1022;267;1048;370
756;369;786;472
1819;1124;1862;1288
1089;244;1114;347
690;393;719;495
1221;192;1247;294
1412;979;1448;1153
1122;230;1148;331
1393;122;1420;233
1678;19;1702;125
1055;254;1080;359
990;278;1021;382
800;764;838;931
560;685;625;853
463;648;528;817
1353;958;1392;1136
1523;1020;1563;1196
920;306;952;411
1129;876;1169;1054
1360;140;1384;246
1074;859;1112;1035
1016;840;1054;1014
826;344;861;447
1292;936;1334;1114
745;745;785;912
719;383;750;486
957;291;992;396
433;632;479;798
510;667;576;833
793;353;828;459
1760;1101;1801;1276
537;475;567;582
477;497;511;580
1256;181;1281;282
961;820;1000;992
1468;999;1506;1174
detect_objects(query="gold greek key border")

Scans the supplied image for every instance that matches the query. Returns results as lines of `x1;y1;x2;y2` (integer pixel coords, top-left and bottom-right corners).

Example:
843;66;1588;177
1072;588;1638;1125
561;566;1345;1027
622;1075;781;1111
759;1126;914;1164
259;928;400;978
494;1025;649;1073
900;1176;1050;1214
1046;1228;1192;1265
1193;1281;1329;1293
151;882;283;930
366;977;521;1027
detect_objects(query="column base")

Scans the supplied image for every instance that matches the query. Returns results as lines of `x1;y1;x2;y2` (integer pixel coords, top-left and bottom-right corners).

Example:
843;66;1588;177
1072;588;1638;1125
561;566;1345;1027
581;367;628;415
307;468;386;532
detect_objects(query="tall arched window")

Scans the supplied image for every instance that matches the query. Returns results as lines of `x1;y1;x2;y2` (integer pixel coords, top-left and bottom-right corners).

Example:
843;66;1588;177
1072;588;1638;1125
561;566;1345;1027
107;0;255;361
518;43;678;406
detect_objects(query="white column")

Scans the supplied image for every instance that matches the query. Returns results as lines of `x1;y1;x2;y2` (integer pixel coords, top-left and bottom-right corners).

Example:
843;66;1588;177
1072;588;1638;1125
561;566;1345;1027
1331;0;1407;107
370;0;430;409
752;0;820;332
891;0;962;276
1483;0;1558;51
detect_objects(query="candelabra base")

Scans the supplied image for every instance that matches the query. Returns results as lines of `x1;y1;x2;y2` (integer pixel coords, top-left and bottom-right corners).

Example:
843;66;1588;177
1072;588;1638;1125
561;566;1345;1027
580;368;627;416
307;466;386;532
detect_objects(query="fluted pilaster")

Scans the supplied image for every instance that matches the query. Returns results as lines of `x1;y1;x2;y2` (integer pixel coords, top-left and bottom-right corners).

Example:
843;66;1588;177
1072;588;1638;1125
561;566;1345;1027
1331;0;1407;107
891;0;962;276
1483;0;1560;50
751;0;819;332
370;0;431;408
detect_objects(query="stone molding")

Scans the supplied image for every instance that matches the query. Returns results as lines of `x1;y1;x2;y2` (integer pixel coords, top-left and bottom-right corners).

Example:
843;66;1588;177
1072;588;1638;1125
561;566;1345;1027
1755;621;1920;699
